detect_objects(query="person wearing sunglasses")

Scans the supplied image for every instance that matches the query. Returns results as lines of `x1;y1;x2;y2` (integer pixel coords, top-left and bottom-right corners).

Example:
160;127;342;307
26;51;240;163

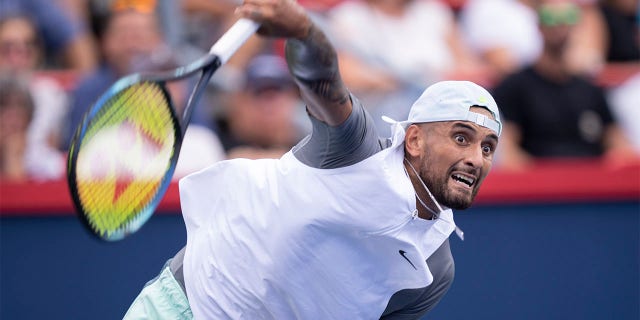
492;0;637;170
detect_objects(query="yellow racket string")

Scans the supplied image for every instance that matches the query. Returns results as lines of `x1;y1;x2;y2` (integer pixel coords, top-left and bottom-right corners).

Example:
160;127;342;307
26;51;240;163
75;82;176;237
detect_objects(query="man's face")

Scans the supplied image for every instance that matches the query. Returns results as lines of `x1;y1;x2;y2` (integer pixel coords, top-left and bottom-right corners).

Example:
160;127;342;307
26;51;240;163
412;107;499;210
0;17;40;72
538;1;580;55
230;85;300;148
102;10;162;75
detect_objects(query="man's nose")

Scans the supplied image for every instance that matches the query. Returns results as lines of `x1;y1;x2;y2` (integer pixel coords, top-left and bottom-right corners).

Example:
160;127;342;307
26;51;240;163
463;144;484;169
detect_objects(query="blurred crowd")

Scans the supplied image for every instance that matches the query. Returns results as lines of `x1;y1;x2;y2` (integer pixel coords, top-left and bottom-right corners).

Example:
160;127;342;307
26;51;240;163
0;0;638;182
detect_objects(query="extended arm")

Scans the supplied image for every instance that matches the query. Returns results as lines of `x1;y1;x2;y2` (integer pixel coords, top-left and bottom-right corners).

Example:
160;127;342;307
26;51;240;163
236;0;381;169
235;0;352;126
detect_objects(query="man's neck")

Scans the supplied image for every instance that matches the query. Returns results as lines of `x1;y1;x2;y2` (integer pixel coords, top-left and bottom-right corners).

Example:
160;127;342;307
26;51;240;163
534;51;571;83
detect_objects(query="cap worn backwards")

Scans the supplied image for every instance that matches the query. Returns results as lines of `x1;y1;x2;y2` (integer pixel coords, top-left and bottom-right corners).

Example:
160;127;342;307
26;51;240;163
384;80;502;136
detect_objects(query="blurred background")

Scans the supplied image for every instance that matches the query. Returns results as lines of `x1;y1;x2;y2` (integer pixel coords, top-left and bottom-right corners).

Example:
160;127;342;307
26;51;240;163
0;0;638;319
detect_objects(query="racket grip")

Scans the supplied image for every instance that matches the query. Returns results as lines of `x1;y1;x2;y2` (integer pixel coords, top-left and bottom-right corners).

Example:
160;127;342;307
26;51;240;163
209;18;260;64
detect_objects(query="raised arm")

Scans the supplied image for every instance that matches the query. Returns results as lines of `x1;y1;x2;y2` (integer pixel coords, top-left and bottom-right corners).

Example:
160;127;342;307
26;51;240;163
235;0;352;126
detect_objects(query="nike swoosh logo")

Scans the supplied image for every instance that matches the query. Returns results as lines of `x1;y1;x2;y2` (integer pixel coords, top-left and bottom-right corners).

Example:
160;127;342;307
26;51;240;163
399;250;417;270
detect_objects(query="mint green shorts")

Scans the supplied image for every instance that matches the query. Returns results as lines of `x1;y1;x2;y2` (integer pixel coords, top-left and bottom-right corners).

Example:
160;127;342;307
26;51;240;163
123;264;193;320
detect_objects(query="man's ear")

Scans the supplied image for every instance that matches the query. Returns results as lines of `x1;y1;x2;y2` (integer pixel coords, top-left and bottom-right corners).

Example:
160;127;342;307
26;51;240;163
404;124;423;158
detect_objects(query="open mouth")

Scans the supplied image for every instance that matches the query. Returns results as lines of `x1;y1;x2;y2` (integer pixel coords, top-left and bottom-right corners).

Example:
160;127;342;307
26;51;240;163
451;173;475;188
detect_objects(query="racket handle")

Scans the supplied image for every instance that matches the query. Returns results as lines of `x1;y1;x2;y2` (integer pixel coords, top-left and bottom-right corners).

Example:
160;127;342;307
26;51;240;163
209;18;260;64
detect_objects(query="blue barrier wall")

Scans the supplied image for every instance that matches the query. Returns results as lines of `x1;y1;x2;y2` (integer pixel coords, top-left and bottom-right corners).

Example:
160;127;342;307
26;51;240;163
430;201;639;320
1;201;638;319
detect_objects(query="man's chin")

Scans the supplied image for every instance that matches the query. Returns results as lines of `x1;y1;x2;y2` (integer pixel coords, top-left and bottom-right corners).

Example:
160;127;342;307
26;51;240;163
441;193;474;210
429;178;478;211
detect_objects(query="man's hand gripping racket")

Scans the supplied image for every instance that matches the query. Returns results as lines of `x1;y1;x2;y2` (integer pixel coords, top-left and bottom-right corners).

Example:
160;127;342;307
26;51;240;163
67;18;259;241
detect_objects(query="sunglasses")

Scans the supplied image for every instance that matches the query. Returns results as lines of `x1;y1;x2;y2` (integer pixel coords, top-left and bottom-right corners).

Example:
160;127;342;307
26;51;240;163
538;4;580;26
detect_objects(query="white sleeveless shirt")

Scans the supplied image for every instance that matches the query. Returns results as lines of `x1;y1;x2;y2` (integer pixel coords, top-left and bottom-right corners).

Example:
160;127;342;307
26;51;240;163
180;129;457;319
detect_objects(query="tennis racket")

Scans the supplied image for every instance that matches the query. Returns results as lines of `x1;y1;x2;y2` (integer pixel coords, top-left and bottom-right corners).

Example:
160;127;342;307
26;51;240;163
67;18;259;241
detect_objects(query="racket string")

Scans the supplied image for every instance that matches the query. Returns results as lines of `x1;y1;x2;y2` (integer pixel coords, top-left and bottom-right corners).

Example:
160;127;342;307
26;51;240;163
74;82;178;238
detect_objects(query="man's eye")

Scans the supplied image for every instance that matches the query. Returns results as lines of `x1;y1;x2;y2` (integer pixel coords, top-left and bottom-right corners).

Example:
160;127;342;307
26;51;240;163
454;135;466;144
482;145;493;154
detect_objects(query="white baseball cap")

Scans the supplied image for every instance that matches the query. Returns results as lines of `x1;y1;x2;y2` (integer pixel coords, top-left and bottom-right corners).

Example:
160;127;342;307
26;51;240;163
383;80;502;136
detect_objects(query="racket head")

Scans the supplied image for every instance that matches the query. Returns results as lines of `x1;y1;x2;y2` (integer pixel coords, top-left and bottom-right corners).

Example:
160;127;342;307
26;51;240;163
67;75;182;241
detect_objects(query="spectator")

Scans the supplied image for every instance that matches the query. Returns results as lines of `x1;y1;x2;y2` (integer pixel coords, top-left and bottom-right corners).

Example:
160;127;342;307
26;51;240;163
0;14;68;173
63;0;226;172
0;14;42;73
492;0;637;170
0;0;97;73
327;0;483;136
0;75;64;181
215;54;309;160
461;0;607;82
63;0;166;150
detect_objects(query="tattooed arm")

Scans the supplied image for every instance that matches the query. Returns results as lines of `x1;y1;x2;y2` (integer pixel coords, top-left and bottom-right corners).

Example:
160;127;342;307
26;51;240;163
284;24;352;126
235;0;352;126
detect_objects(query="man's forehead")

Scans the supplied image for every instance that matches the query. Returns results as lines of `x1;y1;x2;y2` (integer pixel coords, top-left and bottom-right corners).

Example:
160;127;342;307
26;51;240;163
449;121;499;140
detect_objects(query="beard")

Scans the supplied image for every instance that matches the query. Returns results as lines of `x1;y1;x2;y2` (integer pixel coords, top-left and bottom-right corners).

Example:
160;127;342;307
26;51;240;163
419;163;480;210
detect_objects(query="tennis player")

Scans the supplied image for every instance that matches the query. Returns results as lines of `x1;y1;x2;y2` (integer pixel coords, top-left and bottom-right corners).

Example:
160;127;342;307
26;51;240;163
125;0;501;319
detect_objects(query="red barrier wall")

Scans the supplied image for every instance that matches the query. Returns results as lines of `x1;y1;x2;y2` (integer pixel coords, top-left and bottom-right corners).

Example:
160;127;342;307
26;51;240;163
4;64;637;216
1;158;638;217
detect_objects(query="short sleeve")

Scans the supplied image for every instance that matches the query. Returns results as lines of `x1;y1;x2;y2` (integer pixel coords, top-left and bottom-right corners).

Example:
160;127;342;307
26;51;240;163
292;94;384;169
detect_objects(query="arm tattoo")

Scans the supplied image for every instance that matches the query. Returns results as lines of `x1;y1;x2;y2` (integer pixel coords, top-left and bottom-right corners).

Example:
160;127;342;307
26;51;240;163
285;25;350;107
